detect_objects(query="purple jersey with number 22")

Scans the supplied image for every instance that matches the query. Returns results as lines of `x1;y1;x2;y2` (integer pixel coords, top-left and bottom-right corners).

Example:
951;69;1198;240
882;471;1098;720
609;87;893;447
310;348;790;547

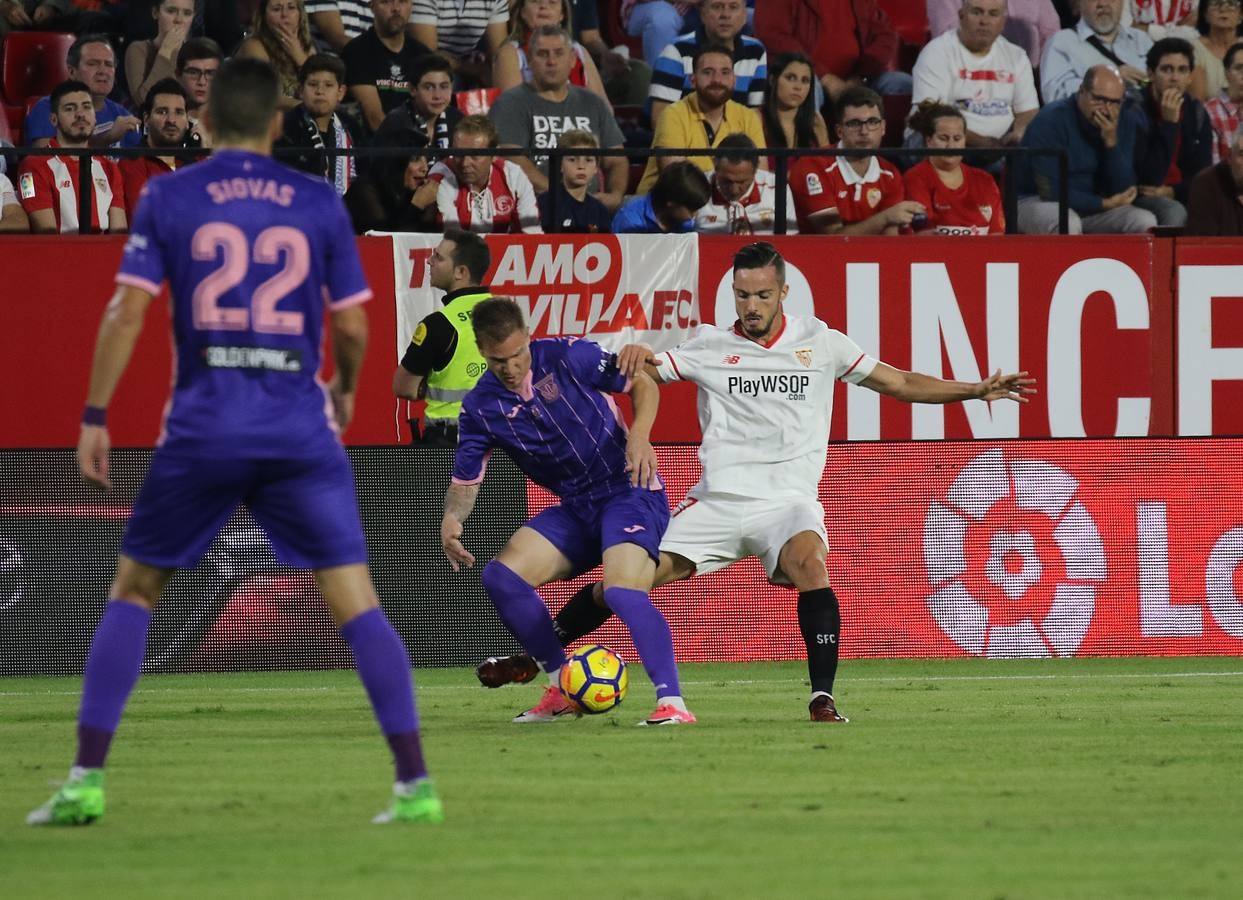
116;149;371;458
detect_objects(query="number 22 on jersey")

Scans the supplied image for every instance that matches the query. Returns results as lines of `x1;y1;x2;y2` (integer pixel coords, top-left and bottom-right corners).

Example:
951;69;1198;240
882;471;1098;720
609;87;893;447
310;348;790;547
191;222;309;335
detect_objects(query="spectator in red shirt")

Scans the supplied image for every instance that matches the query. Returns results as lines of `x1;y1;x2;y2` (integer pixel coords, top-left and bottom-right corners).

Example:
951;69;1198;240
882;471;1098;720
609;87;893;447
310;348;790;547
119;78;191;220
754;0;911;105
903;100;1006;234
790;85;924;234
16;80;127;234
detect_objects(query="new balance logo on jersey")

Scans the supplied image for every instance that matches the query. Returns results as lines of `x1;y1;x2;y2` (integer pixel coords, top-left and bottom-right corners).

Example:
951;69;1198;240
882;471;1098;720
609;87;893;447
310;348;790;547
727;373;810;400
722;355;741;365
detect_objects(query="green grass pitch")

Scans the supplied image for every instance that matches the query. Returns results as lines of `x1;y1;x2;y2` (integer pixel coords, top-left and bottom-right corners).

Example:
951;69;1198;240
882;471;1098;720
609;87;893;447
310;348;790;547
3;657;1240;899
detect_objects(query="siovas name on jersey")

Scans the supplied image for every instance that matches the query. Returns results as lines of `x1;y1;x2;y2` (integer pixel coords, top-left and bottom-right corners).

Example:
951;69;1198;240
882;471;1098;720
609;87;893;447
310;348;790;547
727;373;810;400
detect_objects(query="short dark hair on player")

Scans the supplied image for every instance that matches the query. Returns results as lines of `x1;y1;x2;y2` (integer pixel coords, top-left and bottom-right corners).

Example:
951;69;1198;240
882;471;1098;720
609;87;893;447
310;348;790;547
650;161;712;213
208;57;281;141
733;241;786;287
50;79;92;112
177;37;224;73
472;297;527;347
1147;36;1195;72
298;52;346;85
143;77;189;117
443;229;491;284
67;34;113;69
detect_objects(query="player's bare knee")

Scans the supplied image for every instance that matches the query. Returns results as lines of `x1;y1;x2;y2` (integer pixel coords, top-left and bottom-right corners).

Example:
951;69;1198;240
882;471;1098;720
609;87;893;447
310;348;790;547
109;557;169;609
655;552;694;587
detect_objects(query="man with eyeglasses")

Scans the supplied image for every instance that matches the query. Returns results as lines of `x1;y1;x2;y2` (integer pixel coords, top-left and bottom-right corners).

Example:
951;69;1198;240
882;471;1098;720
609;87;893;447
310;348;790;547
1016;63;1157;233
1041;0;1153;101
1132;37;1213;227
790;84;924;235
176;37;224;148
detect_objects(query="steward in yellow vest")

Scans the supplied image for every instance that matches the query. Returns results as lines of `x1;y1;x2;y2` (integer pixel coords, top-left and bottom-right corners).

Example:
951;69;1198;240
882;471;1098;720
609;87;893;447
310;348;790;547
393;230;492;446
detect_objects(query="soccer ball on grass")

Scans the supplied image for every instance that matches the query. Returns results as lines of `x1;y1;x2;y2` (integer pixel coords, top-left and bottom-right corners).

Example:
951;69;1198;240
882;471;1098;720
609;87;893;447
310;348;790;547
559;645;629;714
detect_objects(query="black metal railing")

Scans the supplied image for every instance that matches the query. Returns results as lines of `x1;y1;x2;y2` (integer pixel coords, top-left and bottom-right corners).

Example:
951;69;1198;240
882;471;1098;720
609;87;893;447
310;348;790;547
12;143;1072;237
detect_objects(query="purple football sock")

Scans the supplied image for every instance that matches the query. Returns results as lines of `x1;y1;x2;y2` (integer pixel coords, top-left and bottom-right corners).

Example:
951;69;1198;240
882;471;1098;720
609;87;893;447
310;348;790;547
75;600;151;768
603;586;681;700
341;608;426;782
481;561;566;674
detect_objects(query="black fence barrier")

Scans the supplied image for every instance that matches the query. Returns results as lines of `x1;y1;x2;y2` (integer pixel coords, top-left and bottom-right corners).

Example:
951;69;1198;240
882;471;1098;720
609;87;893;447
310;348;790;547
13;142;1072;237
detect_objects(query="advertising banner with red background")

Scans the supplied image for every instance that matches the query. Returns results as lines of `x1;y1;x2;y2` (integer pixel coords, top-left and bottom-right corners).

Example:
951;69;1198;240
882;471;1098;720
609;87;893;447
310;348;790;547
538;440;1243;663
11;234;1243;447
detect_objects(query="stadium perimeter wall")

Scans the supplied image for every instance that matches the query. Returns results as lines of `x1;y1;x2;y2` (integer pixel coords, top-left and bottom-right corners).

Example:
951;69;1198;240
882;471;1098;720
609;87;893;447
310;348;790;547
1;236;1241;673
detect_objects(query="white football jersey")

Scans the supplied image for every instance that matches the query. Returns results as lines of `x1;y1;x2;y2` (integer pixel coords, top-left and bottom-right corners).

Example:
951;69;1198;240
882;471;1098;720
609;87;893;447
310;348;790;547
656;315;877;500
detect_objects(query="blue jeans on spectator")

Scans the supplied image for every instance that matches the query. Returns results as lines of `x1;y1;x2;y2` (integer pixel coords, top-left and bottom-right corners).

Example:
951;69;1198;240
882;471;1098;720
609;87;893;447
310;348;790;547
627;1;686;67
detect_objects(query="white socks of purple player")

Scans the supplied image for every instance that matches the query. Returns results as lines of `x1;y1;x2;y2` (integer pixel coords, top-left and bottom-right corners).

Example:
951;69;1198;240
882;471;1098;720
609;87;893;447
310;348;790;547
340;608;427;783
480;561;568;675
76;600;152;769
602;586;682;701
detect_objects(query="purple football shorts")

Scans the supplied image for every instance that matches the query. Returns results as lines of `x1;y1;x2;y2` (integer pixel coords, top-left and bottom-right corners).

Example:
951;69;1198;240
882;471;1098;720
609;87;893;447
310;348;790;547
525;484;670;576
121;448;368;570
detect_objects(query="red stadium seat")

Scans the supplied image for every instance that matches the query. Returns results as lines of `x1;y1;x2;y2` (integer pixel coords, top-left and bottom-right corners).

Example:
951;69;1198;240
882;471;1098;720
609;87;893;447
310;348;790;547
599;0;644;62
1;32;75;107
882;93;911;148
874;0;929;73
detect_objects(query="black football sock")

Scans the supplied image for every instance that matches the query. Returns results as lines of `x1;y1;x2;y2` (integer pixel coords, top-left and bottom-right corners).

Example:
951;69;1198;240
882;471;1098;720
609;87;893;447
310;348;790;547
798;587;841;696
552;582;613;646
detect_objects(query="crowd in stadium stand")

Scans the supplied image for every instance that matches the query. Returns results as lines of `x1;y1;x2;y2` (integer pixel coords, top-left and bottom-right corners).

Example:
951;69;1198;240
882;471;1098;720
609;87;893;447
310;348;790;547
2;0;1242;236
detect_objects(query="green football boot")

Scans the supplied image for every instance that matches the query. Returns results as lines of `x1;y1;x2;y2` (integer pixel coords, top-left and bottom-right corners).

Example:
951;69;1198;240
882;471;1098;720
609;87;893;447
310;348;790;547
27;768;105;826
372;778;444;825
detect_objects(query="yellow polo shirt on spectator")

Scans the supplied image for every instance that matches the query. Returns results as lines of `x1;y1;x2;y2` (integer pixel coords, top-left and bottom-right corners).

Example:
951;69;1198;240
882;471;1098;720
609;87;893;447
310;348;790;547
636;94;767;194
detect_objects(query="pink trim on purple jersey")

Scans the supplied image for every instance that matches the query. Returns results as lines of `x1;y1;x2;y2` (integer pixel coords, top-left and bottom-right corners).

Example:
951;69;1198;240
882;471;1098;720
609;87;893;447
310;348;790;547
327;287;372;310
115;272;163;296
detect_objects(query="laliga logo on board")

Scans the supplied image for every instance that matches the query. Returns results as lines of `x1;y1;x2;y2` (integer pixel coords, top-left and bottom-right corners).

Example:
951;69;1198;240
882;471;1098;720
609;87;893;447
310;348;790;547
713;262;816;326
923;448;1107;658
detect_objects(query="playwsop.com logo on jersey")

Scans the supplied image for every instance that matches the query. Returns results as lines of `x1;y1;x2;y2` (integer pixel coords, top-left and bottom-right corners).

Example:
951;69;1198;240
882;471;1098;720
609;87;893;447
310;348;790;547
923;448;1107;658
726;373;810;400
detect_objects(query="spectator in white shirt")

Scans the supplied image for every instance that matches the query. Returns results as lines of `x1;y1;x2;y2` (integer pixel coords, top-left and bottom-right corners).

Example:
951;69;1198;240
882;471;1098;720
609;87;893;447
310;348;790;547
928;0;1061;69
911;0;1041;163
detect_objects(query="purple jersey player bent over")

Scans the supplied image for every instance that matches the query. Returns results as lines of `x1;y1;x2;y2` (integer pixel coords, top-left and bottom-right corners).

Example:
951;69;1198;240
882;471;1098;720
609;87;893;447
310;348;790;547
27;58;442;827
441;298;696;726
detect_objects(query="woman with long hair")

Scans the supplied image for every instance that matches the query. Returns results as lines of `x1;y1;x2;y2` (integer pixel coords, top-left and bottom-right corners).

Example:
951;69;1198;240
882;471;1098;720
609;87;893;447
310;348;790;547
235;0;315;109
760;52;828;170
124;0;195;108
902;101;1005;235
1194;0;1243;100
492;0;609;105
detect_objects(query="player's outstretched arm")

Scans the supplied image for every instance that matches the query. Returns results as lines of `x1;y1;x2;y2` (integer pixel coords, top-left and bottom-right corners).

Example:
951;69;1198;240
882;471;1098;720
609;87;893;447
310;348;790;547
329;305;368;431
441;483;480;571
624;371;661;489
78;285;156;489
861;363;1037;405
